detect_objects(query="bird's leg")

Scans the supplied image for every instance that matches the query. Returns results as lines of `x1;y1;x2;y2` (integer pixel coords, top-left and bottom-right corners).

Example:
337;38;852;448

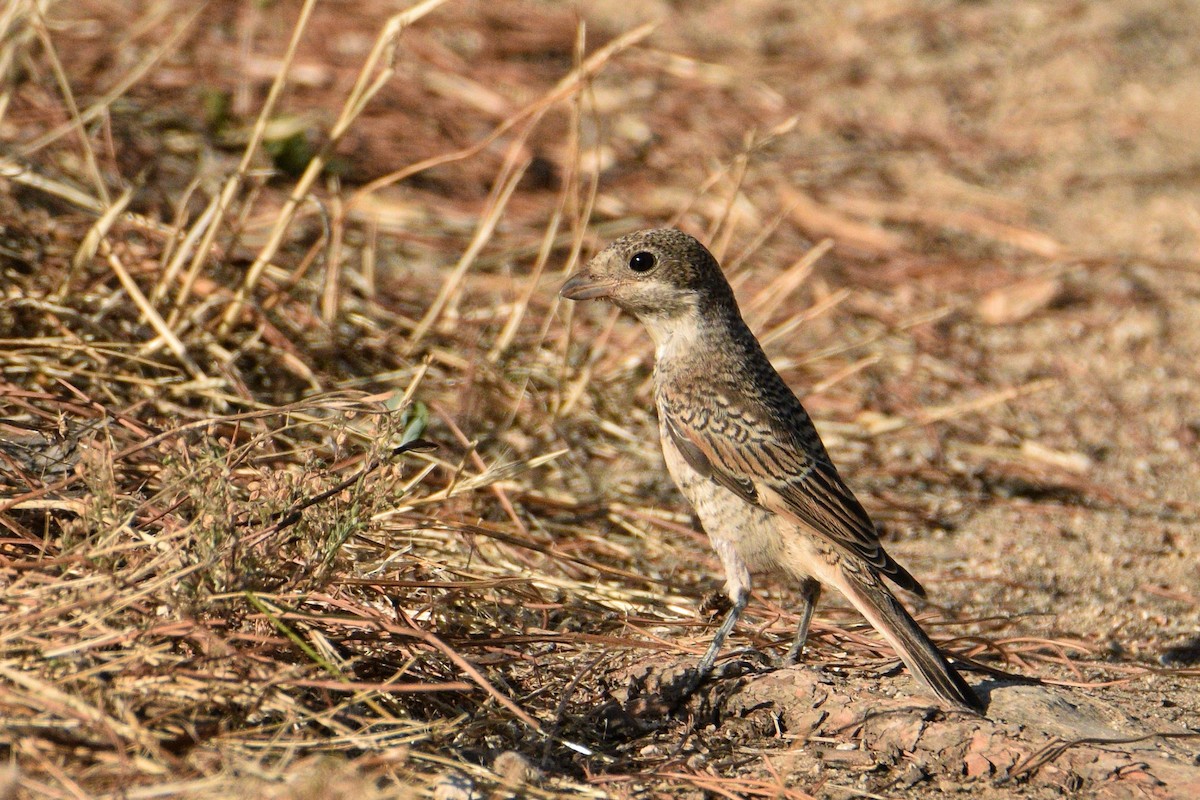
784;577;822;665
676;536;755;696
682;587;748;695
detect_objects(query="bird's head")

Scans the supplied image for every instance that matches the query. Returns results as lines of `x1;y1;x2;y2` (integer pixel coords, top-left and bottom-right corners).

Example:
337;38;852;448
559;229;735;328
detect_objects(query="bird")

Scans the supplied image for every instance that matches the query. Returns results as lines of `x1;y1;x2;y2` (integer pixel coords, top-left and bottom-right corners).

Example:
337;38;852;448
560;228;984;714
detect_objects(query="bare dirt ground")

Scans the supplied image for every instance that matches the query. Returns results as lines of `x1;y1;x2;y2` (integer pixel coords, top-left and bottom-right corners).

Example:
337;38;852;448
1;1;1198;798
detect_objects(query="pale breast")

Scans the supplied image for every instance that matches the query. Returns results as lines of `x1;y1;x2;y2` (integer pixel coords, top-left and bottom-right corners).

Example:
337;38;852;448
659;416;784;572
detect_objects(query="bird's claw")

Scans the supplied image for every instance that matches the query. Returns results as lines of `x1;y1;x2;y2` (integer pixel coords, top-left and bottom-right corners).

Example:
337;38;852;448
726;647;776;671
673;651;773;702
781;643;805;667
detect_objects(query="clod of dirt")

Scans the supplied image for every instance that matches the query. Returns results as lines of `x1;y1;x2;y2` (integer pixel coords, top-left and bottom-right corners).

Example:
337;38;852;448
609;654;771;717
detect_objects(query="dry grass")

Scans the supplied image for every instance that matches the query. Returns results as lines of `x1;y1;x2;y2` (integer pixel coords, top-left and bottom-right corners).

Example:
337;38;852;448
2;1;1199;798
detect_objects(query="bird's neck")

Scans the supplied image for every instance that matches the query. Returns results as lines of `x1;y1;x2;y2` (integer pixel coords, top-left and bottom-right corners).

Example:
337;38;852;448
642;304;746;363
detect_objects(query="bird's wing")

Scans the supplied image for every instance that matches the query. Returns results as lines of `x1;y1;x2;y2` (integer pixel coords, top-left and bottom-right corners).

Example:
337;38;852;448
662;391;924;595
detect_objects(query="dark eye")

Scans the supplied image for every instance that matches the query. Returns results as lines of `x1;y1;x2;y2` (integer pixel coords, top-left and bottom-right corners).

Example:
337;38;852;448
629;251;656;272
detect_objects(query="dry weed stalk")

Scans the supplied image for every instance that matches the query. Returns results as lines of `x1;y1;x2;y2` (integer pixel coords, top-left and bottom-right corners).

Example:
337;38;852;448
0;1;687;795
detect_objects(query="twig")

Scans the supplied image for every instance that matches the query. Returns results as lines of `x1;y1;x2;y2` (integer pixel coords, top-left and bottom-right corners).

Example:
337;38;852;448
1006;731;1200;783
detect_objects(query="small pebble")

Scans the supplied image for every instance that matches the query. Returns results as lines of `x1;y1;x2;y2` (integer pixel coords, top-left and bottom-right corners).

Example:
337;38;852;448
432;771;476;800
493;750;541;786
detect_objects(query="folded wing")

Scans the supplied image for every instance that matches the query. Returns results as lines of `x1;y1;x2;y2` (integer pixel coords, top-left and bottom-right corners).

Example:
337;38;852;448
662;391;925;596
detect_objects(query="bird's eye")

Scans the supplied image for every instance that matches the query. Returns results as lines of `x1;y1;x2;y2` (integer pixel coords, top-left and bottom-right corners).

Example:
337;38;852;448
628;251;656;273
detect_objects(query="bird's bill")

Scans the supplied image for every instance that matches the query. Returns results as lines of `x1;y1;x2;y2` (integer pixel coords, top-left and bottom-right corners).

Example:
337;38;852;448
560;272;615;300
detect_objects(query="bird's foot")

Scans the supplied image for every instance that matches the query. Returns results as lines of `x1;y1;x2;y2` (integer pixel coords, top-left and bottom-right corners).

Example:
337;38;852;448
655;656;765;705
670;650;774;701
728;647;777;671
781;642;806;667
614;652;775;719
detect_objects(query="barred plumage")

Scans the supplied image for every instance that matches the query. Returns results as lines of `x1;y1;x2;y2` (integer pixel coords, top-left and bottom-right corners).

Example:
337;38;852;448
562;228;983;713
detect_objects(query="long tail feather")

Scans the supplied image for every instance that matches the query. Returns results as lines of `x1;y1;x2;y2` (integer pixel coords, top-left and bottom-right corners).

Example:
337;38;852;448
836;570;984;714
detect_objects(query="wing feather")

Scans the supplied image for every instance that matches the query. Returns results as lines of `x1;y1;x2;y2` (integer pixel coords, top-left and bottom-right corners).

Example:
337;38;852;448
660;383;924;596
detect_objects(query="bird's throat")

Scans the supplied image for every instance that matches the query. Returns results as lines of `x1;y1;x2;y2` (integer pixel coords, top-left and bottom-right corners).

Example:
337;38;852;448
640;310;712;363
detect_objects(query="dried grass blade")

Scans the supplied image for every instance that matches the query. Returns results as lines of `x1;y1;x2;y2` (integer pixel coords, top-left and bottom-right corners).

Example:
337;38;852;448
220;0;450;335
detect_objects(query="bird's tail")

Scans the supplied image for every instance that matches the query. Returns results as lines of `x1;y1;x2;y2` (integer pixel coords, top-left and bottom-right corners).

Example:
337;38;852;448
836;570;985;714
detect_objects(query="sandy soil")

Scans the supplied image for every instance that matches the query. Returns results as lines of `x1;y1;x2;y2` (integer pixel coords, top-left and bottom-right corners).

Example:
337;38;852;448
562;3;1200;794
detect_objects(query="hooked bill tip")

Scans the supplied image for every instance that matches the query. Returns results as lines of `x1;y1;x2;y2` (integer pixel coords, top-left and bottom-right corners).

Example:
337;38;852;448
560;272;613;301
